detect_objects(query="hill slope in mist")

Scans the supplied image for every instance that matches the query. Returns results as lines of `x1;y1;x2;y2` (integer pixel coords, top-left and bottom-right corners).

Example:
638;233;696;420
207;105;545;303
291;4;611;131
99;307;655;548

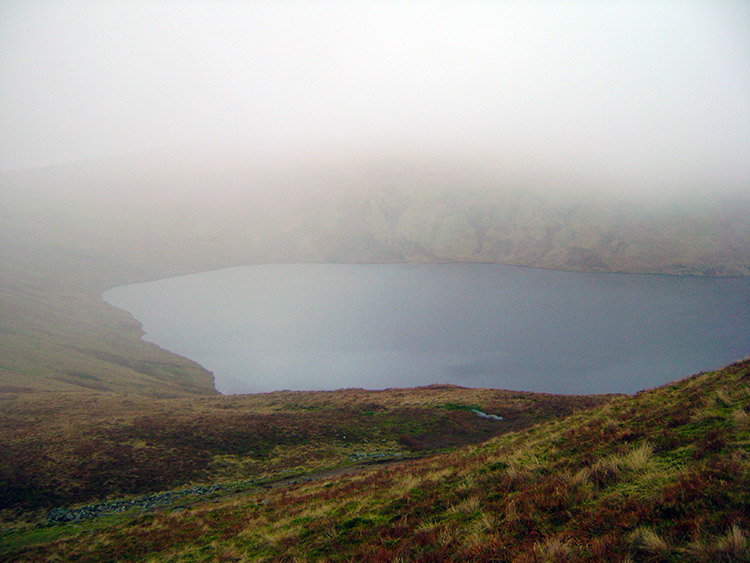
1;153;748;395
3;154;749;281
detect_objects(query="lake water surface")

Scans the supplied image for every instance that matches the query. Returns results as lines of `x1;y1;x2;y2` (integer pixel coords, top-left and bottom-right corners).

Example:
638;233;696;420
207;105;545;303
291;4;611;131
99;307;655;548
103;263;750;395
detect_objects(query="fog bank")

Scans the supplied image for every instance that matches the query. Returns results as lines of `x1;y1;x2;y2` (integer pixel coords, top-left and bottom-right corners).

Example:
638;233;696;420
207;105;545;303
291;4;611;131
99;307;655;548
2;1;748;198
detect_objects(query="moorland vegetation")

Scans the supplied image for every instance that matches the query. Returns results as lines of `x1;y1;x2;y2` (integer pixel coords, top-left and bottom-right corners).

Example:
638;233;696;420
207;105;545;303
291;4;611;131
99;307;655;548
1;361;748;561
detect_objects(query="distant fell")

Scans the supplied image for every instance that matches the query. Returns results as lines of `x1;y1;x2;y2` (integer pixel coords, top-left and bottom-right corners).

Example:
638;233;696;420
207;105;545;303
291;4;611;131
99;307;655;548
1;153;748;396
2;153;749;281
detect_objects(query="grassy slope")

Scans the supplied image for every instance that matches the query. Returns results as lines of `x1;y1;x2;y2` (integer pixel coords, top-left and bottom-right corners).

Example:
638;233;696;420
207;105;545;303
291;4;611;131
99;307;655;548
0;163;223;395
0;385;611;517
2;360;748;562
0;256;217;397
0;261;215;396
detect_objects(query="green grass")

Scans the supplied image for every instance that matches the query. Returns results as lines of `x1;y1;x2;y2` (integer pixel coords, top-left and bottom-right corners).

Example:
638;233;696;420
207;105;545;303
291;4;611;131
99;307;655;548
441;402;485;412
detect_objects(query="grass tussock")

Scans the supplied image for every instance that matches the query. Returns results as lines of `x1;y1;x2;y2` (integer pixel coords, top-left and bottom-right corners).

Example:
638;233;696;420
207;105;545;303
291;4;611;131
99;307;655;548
532;536;575;561
628;526;669;554
686;524;750;562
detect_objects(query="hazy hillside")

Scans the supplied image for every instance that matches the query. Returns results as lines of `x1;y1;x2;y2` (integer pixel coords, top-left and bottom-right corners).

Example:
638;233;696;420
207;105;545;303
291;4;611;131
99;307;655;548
2;360;748;561
3;155;749;283
1;154;748;395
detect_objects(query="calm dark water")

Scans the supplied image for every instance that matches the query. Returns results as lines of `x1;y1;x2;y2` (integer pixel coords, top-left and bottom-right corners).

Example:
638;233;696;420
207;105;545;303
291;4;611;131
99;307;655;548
103;263;750;395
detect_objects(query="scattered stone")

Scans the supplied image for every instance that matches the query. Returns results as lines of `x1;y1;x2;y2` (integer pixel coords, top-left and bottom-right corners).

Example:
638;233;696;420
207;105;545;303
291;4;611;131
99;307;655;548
46;484;225;524
471;409;504;421
348;450;403;462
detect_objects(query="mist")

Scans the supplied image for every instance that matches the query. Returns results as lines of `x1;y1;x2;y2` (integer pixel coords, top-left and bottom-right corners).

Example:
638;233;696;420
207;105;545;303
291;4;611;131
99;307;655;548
1;1;748;198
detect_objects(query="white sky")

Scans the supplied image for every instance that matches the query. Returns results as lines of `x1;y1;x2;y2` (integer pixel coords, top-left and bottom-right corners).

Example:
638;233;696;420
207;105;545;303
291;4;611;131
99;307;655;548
1;0;748;193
